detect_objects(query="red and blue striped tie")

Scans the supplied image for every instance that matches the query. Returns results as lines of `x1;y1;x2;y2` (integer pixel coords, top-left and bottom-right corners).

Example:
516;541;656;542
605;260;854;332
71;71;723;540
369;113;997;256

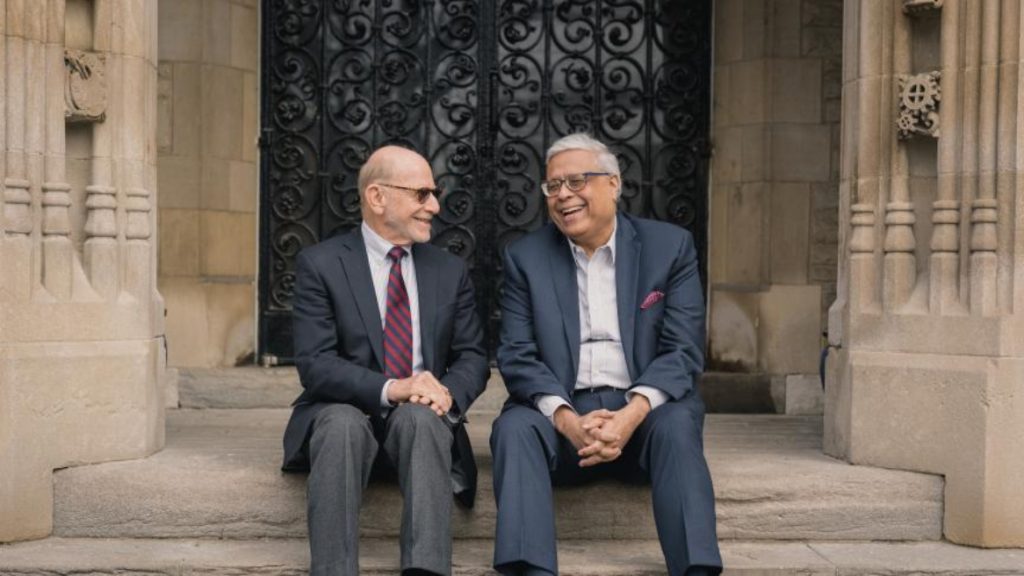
383;246;413;378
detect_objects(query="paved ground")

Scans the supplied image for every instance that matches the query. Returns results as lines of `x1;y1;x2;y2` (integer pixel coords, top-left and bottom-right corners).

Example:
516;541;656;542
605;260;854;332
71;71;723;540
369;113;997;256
1;537;1022;575
51;409;942;541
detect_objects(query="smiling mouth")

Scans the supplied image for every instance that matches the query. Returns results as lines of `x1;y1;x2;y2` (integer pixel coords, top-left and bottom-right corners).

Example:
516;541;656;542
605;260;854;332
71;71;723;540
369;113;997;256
560;206;585;216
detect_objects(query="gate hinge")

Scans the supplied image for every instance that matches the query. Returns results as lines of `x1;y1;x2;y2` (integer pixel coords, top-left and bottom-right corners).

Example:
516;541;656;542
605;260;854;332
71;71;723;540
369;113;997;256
258;128;274;149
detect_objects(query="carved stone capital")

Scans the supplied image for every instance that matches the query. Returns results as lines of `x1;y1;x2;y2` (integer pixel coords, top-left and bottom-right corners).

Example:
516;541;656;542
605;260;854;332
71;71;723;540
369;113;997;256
903;0;943;16
65;49;107;123
897;72;941;140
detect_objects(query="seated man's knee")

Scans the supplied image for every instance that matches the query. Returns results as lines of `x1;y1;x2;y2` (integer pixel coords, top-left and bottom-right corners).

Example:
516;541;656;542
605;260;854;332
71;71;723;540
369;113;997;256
389;403;450;435
648;402;703;449
490;407;547;451
310;404;374;455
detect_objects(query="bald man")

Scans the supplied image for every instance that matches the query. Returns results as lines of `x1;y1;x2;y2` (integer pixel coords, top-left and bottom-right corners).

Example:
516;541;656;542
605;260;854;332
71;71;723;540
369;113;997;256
281;146;489;576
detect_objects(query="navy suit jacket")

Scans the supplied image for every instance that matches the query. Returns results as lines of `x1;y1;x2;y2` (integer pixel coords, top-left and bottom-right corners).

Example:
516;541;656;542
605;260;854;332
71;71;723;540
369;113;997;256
498;213;705;407
281;228;489;506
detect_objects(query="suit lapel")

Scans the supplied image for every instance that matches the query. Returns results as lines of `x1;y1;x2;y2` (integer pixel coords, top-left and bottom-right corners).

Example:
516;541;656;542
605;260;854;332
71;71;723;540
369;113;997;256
338;230;385;370
413;244;438;373
616;215;640;380
549;231;581;384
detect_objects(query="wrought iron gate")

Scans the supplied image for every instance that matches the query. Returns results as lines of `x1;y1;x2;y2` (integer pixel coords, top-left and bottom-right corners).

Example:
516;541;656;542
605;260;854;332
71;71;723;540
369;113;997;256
259;0;712;363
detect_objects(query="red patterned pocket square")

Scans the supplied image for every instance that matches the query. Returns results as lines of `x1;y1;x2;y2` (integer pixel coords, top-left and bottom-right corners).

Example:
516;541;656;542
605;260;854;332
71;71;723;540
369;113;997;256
640;290;665;310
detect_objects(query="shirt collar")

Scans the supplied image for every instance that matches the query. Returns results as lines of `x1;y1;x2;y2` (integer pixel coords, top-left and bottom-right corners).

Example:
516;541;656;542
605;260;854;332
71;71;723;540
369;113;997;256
361;221;408;263
569;217;617;264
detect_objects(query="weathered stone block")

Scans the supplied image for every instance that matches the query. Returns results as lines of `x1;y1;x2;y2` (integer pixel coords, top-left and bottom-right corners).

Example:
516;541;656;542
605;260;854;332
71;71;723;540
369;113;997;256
161;278;211;367
158;0;202;61
229;160;257;213
770;183;811;284
242;72;257;163
709;289;760;371
772;0;803;57
0;340;164;542
172;62;202;156
759;285;822;374
770;59;822;124
200;210;256;277
741;0;767;60
205;282;256;366
771;125;832;182
732;60;768;125
202;0;232;66
713;0;744;63
711;126;742;184
230;3;257;72
783;374;824;414
201;65;243;159
832;351;1024;546
158;155;201;209
157;64;173;152
158;208;201;277
802;26;843;57
725;183;766;284
200;156;232;211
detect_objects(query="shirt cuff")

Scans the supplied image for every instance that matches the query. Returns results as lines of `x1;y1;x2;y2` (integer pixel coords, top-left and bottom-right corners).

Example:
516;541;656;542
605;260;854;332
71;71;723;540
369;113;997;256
536;394;573;424
626;386;668;411
380;379;397;419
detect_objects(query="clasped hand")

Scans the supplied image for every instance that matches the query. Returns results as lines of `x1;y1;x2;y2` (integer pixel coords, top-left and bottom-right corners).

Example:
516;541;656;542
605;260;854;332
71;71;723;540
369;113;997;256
387;372;452;417
554;398;650;467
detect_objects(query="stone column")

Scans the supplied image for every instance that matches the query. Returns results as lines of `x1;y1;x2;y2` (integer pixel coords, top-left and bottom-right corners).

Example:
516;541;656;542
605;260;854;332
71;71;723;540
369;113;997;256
3;0;35;301
827;0;1024;547
0;0;164;543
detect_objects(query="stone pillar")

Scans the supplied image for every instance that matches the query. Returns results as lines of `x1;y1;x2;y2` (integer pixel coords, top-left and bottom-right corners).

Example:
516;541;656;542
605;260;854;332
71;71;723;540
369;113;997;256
707;0;841;397
156;0;259;368
827;0;1024;547
0;0;165;543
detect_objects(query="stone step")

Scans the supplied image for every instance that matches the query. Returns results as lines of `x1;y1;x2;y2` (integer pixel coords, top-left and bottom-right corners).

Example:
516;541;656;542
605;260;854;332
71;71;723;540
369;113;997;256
1;538;1022;575
174;367;800;413
53;409;944;541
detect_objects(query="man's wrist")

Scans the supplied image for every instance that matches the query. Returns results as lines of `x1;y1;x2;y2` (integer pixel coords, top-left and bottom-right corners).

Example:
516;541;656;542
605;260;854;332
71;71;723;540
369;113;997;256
624;395;651;424
553;404;578;433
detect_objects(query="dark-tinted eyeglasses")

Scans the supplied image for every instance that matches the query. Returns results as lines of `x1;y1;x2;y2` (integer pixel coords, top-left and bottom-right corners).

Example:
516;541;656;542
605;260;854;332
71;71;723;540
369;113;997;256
378;182;444;204
540;172;612;197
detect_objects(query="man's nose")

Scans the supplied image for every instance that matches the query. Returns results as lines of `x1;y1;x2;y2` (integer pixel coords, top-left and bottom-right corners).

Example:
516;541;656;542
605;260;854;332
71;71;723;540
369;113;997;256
555;182;576;201
424;190;441;214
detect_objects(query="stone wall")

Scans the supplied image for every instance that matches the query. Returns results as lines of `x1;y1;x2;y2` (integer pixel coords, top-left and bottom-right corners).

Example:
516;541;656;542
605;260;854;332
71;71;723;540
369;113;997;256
828;0;1024;547
708;0;842;378
157;0;258;368
0;0;164;542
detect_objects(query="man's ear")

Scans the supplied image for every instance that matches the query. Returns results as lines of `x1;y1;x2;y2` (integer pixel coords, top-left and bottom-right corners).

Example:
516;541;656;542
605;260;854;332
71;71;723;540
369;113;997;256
611;174;622;200
365;184;386;215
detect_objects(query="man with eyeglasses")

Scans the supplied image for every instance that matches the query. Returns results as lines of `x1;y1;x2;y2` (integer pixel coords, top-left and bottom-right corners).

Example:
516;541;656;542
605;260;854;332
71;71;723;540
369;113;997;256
282;145;489;576
490;133;722;576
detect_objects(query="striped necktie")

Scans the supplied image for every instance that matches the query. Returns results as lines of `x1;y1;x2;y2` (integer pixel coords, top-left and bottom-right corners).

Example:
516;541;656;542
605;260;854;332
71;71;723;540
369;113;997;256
383;246;413;378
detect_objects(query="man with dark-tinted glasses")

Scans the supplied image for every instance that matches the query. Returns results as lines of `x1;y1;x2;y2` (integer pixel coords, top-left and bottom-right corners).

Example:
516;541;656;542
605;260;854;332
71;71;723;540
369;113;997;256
490;133;722;575
281;145;488;575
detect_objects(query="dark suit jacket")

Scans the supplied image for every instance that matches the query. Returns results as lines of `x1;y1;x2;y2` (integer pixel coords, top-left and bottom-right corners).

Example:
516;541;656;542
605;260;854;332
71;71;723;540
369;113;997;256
281;228;489;506
498;213;705;406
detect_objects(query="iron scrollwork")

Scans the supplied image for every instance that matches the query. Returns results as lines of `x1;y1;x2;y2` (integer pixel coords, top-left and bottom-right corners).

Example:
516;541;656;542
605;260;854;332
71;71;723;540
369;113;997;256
260;0;711;360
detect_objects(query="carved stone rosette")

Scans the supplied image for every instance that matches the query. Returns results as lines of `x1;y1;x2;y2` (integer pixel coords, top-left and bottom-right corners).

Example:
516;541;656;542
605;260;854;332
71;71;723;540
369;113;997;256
897;72;941;140
64;49;107;123
902;0;943;16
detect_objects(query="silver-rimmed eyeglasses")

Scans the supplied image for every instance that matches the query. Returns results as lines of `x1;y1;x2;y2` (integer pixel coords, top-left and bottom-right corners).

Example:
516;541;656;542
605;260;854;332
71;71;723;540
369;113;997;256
540;172;612;197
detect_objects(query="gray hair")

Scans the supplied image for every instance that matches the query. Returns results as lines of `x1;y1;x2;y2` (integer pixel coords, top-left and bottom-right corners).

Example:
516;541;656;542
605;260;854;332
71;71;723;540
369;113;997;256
545;133;621;176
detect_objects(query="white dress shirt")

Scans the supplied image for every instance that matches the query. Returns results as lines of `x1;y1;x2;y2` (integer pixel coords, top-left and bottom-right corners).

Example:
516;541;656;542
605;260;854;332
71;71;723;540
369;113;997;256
361;222;423;407
536;222;669;422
